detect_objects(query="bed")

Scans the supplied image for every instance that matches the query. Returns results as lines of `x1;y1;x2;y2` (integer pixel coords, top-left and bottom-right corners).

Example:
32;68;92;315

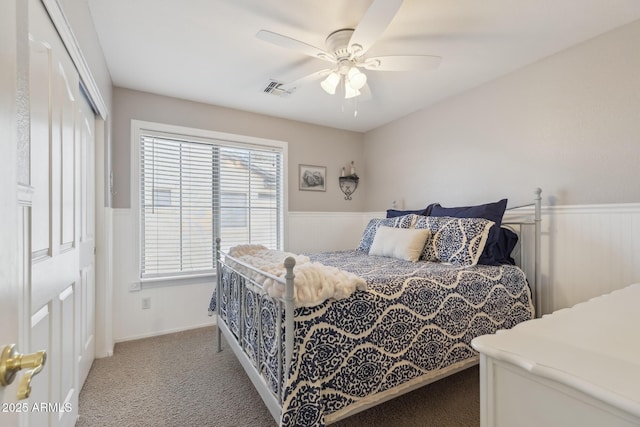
471;284;640;427
210;189;542;426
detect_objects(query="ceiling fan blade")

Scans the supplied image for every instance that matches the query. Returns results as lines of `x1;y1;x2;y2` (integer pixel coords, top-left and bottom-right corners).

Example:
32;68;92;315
256;30;336;63
361;55;442;71
280;68;334;91
348;0;404;56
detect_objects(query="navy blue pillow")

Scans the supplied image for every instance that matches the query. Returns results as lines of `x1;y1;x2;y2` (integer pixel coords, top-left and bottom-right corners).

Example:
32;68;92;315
386;208;426;218
386;203;437;218
423;203;437;216
430;199;508;265
495;227;518;265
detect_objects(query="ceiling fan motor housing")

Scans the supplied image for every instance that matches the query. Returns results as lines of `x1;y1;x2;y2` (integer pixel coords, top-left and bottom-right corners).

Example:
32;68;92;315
325;29;356;60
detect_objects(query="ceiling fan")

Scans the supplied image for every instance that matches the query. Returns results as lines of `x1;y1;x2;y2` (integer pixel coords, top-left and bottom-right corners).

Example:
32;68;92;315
257;0;441;100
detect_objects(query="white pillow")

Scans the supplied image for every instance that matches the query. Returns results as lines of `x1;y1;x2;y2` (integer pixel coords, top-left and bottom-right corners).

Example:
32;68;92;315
368;226;430;262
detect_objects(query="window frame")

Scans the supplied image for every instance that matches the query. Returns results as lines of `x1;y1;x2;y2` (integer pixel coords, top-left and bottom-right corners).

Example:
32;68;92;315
131;120;289;284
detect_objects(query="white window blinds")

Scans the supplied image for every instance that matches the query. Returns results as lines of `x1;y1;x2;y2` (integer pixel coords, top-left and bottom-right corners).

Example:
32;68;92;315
140;134;283;279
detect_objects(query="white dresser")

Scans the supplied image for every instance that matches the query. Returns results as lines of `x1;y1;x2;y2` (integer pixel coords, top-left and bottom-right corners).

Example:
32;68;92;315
472;284;640;427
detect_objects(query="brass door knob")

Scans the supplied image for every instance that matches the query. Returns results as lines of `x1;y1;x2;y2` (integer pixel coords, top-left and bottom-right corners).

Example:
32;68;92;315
0;345;47;400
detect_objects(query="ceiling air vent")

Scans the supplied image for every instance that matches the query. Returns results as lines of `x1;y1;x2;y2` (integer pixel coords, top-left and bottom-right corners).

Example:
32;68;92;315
263;80;294;97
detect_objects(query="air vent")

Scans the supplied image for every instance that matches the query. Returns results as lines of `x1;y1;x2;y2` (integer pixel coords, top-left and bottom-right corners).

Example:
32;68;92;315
263;80;294;97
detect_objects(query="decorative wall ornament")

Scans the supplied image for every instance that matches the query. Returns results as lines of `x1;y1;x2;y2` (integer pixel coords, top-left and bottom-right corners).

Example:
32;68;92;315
339;161;359;200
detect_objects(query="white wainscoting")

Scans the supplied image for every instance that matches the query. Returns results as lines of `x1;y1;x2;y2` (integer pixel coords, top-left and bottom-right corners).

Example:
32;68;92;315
287;211;381;253
109;205;640;341
111;209;216;343
539;203;640;314
288;207;640;314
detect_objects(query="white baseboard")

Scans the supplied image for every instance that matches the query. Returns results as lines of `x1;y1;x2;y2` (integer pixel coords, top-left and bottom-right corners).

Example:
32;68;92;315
112;320;216;344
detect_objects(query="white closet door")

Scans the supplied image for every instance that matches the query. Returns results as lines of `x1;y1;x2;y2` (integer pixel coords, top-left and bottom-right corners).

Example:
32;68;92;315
28;0;96;425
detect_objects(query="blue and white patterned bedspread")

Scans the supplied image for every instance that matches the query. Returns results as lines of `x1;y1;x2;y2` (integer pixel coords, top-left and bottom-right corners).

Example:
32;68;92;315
214;250;534;426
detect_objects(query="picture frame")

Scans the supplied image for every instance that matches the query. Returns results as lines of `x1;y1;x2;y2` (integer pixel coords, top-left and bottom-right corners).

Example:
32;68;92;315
299;164;326;192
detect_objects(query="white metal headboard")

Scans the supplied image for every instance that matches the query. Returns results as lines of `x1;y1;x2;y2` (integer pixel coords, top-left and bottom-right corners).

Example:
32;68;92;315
502;188;542;316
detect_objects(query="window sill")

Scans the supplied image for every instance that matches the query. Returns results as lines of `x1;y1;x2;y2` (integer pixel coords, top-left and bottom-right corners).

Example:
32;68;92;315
138;273;216;289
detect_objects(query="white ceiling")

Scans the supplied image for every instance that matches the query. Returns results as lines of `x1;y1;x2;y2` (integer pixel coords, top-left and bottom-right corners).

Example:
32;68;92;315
87;0;640;132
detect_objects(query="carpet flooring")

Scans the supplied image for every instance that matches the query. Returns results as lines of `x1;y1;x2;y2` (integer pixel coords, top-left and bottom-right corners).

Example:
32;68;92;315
78;326;479;426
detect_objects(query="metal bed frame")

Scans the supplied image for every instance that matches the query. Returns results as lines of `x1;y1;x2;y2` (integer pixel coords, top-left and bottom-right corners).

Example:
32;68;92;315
214;188;542;425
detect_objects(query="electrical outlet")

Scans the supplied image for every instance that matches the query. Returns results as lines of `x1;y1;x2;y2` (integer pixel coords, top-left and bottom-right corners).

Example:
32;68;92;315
141;297;151;310
129;282;141;292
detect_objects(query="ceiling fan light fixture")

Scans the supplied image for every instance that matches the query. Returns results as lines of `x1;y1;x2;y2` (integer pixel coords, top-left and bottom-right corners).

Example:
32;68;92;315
347;67;367;90
320;72;340;95
344;82;361;99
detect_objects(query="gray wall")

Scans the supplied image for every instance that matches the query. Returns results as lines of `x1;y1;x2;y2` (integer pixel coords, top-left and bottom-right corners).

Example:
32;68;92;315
112;88;365;212
364;19;640;211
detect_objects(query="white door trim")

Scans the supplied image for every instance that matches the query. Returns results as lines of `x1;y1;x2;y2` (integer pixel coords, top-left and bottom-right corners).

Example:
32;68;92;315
41;0;108;119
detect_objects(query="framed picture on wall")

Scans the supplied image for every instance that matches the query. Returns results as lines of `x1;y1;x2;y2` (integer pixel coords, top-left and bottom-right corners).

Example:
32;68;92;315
299;164;326;192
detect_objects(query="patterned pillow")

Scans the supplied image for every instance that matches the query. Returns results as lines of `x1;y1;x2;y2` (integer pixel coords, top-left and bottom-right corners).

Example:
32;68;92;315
430;199;507;265
356;214;416;252
414;216;495;266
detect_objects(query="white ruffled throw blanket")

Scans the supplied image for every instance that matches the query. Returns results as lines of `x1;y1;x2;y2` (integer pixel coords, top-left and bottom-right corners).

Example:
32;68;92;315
227;245;367;307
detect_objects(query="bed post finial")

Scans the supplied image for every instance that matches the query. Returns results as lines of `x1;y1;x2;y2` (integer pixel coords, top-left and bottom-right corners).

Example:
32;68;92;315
284;256;295;270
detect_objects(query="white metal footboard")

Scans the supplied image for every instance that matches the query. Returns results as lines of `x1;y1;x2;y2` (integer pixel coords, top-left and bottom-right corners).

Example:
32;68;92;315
215;239;294;423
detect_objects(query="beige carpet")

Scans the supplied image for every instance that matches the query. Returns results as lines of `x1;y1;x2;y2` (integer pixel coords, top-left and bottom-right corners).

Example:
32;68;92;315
78;326;479;426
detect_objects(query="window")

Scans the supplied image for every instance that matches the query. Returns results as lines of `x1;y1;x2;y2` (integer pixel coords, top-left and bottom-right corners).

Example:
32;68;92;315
136;122;285;280
221;192;248;228
153;188;172;207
